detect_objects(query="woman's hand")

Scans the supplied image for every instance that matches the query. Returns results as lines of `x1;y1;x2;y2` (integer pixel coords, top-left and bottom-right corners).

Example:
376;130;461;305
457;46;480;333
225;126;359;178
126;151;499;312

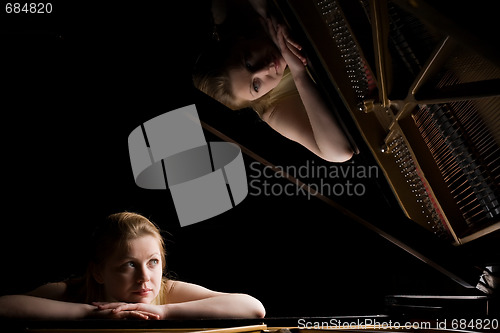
91;302;163;320
265;18;307;73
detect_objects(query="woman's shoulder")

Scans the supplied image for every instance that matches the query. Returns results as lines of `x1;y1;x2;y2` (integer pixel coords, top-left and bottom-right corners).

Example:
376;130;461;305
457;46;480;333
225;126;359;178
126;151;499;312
163;279;225;304
25;282;68;301
262;92;303;122
268;68;298;102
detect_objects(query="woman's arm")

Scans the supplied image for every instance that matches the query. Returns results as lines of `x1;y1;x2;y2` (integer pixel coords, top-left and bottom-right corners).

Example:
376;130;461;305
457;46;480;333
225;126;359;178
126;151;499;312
264;75;354;162
264;23;354;162
163;281;265;319
0;283;94;320
0;294;95;320
95;281;266;319
0;283;161;320
164;294;265;319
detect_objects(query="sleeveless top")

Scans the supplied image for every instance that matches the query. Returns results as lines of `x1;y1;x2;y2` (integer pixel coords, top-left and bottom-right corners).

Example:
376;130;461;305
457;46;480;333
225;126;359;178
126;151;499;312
269;67;298;104
263;66;314;119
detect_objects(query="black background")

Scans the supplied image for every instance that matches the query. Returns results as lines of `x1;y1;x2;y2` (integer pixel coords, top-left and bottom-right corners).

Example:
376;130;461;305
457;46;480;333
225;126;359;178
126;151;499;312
0;0;490;318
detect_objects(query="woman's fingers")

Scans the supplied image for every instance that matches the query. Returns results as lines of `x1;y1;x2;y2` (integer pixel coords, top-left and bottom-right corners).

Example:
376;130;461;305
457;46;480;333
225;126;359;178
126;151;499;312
276;25;307;66
118;311;148;320
129;311;160;320
115;310;155;320
268;19;307;65
93;302;125;310
276;24;287;50
92;302;160;320
111;303;134;312
279;25;307;65
280;24;302;50
116;310;160;320
286;40;307;65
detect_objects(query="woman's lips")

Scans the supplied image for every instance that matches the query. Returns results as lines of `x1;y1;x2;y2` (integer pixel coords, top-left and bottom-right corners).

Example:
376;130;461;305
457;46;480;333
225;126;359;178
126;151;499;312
132;289;152;296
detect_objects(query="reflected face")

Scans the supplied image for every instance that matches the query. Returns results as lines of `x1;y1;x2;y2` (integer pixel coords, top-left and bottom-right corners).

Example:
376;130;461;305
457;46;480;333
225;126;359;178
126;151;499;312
95;235;163;303
228;36;286;104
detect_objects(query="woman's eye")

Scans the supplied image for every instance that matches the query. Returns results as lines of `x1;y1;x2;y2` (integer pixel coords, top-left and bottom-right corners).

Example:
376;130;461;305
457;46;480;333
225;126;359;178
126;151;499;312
253;80;260;93
150;259;159;266
126;261;135;268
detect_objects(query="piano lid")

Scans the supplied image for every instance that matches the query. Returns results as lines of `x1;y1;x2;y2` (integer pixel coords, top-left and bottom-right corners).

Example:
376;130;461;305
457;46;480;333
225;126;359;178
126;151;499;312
194;0;499;292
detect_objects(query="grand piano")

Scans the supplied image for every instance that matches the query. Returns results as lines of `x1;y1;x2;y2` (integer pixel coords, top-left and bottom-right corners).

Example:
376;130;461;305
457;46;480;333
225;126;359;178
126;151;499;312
269;0;500;313
199;0;500;298
195;0;500;319
274;0;500;248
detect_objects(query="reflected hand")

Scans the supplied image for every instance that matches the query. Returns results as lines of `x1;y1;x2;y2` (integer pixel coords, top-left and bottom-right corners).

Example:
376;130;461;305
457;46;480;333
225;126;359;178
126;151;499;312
265;18;307;72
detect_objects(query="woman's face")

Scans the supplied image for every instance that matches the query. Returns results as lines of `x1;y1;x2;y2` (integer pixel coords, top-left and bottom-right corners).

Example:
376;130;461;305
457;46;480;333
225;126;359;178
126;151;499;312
228;36;286;104
95;235;163;303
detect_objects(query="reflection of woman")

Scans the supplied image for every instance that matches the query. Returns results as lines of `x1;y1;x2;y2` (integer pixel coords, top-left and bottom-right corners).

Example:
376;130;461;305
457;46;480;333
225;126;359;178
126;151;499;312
194;0;354;162
0;212;265;320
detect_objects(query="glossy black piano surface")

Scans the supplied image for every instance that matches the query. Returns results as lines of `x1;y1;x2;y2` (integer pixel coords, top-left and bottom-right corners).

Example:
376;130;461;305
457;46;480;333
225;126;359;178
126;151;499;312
3;314;500;333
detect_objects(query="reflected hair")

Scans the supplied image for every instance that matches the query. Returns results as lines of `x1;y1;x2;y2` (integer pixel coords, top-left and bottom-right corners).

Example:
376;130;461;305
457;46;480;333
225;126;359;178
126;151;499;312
192;38;272;117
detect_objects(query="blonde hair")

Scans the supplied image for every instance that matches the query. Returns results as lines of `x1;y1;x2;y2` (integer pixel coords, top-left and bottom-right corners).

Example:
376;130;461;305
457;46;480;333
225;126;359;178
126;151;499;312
67;212;170;304
192;39;273;117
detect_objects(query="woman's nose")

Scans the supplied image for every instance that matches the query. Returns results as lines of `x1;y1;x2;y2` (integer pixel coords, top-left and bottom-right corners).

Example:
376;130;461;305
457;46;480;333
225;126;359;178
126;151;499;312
254;63;273;76
136;266;150;283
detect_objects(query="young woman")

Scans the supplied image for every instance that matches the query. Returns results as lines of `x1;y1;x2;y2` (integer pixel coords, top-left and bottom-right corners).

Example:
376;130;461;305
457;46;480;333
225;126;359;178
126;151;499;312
0;212;265;320
193;0;354;163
